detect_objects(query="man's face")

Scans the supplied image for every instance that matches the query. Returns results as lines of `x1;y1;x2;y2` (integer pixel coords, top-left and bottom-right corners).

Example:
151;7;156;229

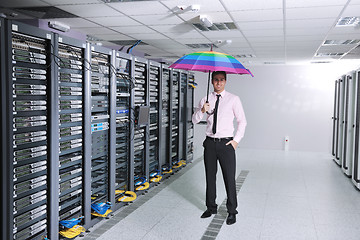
212;73;226;93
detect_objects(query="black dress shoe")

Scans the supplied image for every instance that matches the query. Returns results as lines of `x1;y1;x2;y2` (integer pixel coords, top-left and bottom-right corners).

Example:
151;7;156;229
200;209;217;218
226;213;236;225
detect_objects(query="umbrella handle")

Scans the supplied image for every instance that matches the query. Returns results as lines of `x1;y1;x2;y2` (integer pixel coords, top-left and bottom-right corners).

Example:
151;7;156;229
206;70;211;103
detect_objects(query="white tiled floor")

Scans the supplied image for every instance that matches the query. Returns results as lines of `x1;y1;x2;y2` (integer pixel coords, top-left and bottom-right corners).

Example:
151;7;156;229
89;149;360;240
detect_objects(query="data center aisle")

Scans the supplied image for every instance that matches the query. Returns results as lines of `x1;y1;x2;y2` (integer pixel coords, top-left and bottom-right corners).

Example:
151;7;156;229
86;149;360;240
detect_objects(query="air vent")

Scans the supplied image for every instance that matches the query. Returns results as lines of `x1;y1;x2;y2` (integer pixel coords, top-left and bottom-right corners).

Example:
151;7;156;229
236;54;256;58
14;7;78;19
185;43;218;49
336;17;360;27
315;53;344;57
323;39;360;45
109;40;148;46
192;22;238;31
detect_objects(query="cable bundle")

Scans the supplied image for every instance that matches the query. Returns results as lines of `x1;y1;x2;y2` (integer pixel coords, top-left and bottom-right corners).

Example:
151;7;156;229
59;217;85;239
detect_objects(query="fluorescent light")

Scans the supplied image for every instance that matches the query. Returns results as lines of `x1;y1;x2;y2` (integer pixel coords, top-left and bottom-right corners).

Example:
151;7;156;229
199;15;213;27
336;17;360;27
48;21;70;32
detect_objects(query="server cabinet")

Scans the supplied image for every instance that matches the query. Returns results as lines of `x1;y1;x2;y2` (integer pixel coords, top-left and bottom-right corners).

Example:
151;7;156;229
132;57;149;189
178;71;187;161
0;17;8;240
56;35;87;234
160;65;171;172
343;73;357;176
335;75;346;166
171;70;180;166
2;20;55;240
89;45;113;223
113;51;132;202
186;74;195;163
332;80;339;158
148;61;161;177
353;70;360;189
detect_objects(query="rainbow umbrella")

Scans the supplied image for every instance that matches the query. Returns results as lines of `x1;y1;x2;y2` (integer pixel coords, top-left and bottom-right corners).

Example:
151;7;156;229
169;50;253;101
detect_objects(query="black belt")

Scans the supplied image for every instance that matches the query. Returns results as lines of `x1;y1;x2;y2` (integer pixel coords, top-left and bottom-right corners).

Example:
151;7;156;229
206;136;233;142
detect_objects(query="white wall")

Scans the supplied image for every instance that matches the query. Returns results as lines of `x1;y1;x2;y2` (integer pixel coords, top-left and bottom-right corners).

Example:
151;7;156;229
192;62;360;159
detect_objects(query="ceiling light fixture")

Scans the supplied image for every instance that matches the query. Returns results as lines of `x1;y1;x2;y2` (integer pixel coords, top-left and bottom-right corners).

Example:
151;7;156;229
48;21;70;32
199;15;213;27
336;17;360;27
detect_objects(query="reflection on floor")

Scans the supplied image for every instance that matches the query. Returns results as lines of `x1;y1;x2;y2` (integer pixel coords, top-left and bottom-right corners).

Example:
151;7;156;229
84;149;360;240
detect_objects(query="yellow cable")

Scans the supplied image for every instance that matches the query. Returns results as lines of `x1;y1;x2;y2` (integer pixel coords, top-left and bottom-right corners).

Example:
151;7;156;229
163;169;172;173
135;181;149;191
150;175;162;182
59;225;85;239
116;190;137;202
91;209;112;218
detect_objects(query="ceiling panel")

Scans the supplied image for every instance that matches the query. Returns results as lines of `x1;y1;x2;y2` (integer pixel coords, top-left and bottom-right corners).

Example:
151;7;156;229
127;32;169;40
86;16;141;27
231;9;283;22
329;26;360;34
110;26;156;34
42;0;100;5
341;4;360;16
73;27;117;35
237;21;283;31
286;35;325;41
160;0;226;13
57;4;122;17
326;33;360;40
286;18;335;29
90;33;133;41
201;30;247;38
179;12;232;23
149;24;195;33
317;45;355;52
242;29;284;37
109;1;170;15
130;14;183;25
286;6;343;19
164;31;204;39
286;27;330;36
286;0;348;8
0;0;50;7
222;0;282;10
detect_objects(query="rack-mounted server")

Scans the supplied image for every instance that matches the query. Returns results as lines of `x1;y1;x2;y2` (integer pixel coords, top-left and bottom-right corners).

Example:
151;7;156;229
0;18;195;240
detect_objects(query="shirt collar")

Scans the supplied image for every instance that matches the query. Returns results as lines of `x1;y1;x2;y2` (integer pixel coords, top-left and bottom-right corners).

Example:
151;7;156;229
212;90;226;98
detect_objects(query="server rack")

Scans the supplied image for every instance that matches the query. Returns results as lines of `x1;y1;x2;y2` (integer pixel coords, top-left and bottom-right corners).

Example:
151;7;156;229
1;16;8;240
148;61;161;178
56;35;87;235
1;19;195;240
186;74;195;163
353;70;360;189
178;71;187;162
335;75;346;166
114;51;132;203
89;45;113;223
132;57;149;190
342;73;357;176
332;80;339;158
171;70;180;167
160;65;171;173
2;21;55;240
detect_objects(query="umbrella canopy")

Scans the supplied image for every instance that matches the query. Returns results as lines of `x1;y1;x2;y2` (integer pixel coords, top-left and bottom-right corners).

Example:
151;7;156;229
169;51;253;76
169;50;253;102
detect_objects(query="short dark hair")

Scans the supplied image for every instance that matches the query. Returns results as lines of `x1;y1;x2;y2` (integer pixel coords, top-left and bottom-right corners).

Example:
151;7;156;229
212;71;226;80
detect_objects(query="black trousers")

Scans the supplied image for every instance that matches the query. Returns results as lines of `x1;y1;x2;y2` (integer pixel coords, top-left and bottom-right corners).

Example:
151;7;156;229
203;137;238;214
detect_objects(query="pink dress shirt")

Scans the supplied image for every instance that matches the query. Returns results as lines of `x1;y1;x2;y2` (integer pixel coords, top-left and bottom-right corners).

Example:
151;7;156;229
192;90;247;143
